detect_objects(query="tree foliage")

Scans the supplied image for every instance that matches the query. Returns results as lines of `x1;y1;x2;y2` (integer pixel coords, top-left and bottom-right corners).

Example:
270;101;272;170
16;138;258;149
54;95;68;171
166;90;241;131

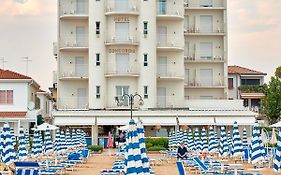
261;76;281;124
275;66;281;78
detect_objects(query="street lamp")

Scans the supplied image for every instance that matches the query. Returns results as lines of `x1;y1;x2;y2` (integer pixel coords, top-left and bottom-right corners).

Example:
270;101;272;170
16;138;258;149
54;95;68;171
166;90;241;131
115;93;144;119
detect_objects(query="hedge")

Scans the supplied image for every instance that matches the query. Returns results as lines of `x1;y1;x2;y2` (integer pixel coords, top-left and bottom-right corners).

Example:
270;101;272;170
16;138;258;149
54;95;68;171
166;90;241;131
145;137;168;149
88;145;104;152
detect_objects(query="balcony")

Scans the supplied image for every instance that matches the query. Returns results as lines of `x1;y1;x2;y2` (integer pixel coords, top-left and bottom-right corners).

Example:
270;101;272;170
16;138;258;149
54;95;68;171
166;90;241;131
59;64;88;80
184;26;225;36
157;2;184;20
105;32;138;46
59;0;88;19
157;64;184;80
59;35;88;51
184;55;225;63
184;79;225;88
157;34;184;51
156;96;183;108
105;62;140;77
58;97;88;110
184;0;225;10
105;0;139;15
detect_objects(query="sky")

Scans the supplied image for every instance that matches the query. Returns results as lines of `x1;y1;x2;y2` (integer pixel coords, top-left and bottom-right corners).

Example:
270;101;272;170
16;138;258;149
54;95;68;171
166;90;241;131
0;0;280;90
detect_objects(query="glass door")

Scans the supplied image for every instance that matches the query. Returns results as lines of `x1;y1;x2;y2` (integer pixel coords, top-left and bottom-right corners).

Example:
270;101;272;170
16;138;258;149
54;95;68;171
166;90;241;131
158;0;167;15
157;87;166;107
158;57;167;77
115;0;129;11
116;86;129;106
76;26;85;46
200;69;213;86
158;26;167;46
75;56;85;77
200;15;213;33
77;88;87;109
115;22;129;42
116;54;129;74
76;0;86;14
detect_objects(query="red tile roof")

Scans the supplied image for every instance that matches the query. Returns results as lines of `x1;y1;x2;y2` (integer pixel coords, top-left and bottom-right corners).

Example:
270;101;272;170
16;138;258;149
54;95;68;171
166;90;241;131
0;69;32;79
228;65;267;75
0;112;27;117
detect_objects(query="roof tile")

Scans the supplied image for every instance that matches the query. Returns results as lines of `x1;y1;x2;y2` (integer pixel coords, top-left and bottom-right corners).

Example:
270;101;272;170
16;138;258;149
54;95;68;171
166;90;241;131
228;65;266;75
0;112;27;117
0;69;32;79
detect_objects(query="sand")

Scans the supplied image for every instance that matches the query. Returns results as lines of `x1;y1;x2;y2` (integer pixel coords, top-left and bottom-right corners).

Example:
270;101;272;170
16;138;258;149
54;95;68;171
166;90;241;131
66;150;280;175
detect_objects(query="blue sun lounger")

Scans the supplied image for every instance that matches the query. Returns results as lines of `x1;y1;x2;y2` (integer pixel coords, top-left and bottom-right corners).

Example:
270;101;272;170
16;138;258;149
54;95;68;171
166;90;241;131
14;162;59;175
176;161;186;175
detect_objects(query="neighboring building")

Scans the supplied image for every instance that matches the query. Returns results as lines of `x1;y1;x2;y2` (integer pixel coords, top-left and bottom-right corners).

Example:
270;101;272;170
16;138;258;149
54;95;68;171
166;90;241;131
228;65;267;112
54;0;256;145
0;68;52;136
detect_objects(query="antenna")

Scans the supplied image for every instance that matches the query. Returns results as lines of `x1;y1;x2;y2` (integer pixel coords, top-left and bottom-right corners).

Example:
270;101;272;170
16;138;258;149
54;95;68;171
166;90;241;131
21;56;32;75
0;57;7;69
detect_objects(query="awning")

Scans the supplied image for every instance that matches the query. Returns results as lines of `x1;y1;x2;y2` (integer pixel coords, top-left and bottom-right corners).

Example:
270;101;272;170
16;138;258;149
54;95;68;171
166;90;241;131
178;117;215;125
54;117;96;125
139;117;177;126
97;117;133;126
215;116;255;125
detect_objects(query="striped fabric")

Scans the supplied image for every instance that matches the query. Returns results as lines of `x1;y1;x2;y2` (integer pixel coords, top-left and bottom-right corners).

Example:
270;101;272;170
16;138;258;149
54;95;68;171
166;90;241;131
183;130;188;145
0;127;3;161
169;131;176;147
251;122;264;164
81;130;87;146
214;129;219;148
208;126;218;153
10;128;16;146
18;127;28;160
227;131;233;155
176;130;180;145
32;130;42;157
44;129;53;154
273;128;281;172
219;126;229;157
232;121;243;157
72;129;79;147
187;129;194;151
168;132;172;148
242;128;248;147
137;121;151;174
60;130;67;153
1;123;16;165
194;128;202;152
201;128;208;152
65;129;72;148
54;129;61;154
76;129;83;146
124;119;144;175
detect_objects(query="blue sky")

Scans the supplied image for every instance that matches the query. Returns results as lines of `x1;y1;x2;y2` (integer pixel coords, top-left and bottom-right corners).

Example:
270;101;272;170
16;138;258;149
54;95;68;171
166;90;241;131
0;0;280;89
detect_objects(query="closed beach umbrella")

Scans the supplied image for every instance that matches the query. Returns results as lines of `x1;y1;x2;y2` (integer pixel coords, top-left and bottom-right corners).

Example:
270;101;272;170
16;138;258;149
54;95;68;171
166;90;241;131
10;128;16;146
251;122;264;164
0;127;3;161
18;127;28;160
1;123;16;165
194;128;202;152
137;121;151;174
82;130;87;146
124;119;144;175
65;128;72;148
183;130;188;145
60;130;67;153
273;128;281;172
208;126;218;153
31;130;42;157
170;131;176;147
201;128;208;152
232;121;243;157
214;129;219;148
54;129;61;154
72;129;79;147
187;129;194;151
228;130;233;155
168;132;172;149
44;129;53;154
219;126;229;157
243;128;248;147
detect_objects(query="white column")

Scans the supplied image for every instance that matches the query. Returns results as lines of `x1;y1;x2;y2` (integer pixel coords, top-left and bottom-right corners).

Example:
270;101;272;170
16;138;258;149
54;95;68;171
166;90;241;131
17;119;21;136
91;125;98;146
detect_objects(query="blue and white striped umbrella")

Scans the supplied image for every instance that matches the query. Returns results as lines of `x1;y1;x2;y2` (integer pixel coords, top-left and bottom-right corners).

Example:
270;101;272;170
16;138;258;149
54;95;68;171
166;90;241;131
183;130;188;145
170;131;177;147
201;128;208;152
72;129;79;147
76;129;83;146
44;129;53;154
81;130;87;147
194;128;202;152
31;130;43;157
54;129;61;154
232;121;243;157
1;123;16;165
124;119;144;175
219;126;229;157
168;132;172;148
187;129;194;151
243;128;248;147
214;129;219;148
65;129;72;148
273;128;281;172
208;126;218;153
0;127;3;161
228;130;233;155
137;121;151;174
60;130;67;153
18;127;28;160
251;122;264;164
25;130;29;147
10;128;16;146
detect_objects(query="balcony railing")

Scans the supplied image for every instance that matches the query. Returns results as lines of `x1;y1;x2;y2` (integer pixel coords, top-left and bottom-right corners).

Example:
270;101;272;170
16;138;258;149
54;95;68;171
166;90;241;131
156;96;182;108
105;62;140;76
59;0;88;17
185;26;225;34
184;0;225;8
58;97;88;110
106;32;138;45
157;64;184;78
105;0;138;14
239;85;265;93
157;2;183;17
60;34;88;48
59;64;88;79
157;34;183;48
185;79;225;87
184;55;224;62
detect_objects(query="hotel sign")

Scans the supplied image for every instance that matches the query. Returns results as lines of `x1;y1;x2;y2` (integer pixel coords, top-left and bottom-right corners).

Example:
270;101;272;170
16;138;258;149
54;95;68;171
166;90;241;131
109;48;136;53
114;16;130;22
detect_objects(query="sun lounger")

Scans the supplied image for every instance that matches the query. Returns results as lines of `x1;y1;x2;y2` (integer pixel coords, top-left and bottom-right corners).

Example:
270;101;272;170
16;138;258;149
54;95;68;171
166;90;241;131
176;161;187;175
14;162;59;175
100;170;122;175
193;157;218;174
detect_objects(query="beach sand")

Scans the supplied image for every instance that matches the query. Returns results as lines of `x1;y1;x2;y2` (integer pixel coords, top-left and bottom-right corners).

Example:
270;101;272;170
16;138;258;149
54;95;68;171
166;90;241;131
67;150;280;175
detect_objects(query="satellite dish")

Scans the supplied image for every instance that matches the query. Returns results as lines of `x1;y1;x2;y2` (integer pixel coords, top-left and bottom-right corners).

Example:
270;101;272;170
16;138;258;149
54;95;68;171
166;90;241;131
28;101;35;110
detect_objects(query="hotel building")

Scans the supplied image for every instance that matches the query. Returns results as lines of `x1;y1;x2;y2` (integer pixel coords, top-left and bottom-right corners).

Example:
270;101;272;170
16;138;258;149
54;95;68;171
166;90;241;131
53;0;256;145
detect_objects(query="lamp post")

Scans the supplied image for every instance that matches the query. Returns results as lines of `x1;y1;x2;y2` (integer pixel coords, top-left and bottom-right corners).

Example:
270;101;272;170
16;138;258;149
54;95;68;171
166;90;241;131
115;93;144;119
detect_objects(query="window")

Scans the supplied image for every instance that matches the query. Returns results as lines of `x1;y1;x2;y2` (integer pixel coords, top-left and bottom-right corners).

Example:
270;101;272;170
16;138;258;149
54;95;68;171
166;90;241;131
143;21;148;34
143;54;148;66
96;53;100;66
200;69;213;86
200;15;213;33
96;86;100;99
116;54;129;73
200;0;213;7
241;79;260;85
144;86;148;99
228;78;234;89
0;90;13;104
200;42;213;60
96;21;100;34
116;86;129;106
115;22;129;42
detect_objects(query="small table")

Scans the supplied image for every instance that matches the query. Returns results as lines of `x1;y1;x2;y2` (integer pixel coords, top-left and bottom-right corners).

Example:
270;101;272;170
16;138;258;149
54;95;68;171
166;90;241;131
228;164;243;175
247;168;264;175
